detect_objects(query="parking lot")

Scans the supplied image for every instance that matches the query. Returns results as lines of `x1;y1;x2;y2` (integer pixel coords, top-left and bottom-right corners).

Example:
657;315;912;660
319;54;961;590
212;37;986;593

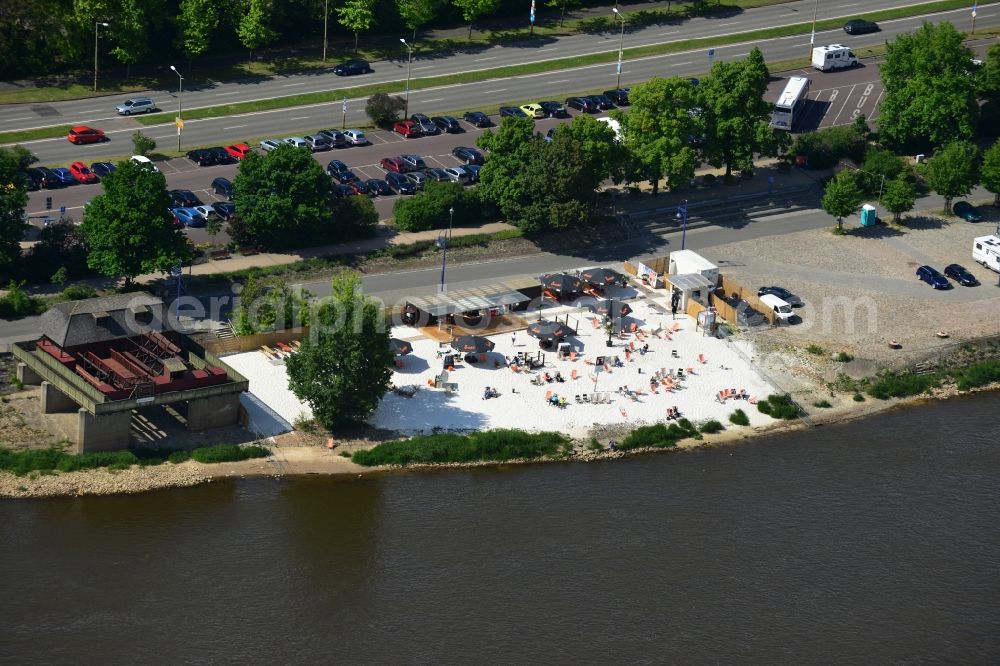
766;62;885;132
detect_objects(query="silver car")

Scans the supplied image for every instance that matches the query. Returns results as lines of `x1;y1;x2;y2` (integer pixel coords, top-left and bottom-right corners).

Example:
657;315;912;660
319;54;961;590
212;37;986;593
115;97;155;115
404;171;426;190
303;134;333;151
284;137;310;149
443;166;469;184
260;139;282;152
342;129;367;145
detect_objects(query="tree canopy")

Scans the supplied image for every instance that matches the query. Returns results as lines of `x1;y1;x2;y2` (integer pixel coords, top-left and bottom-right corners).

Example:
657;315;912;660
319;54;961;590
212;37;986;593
880;177;916;224
238;0;278;60
452;0;499;40
176;0;221;61
0;147;31;282
337;0;376;54
926;140;979;214
981;138;1000;207
821;170;864;232
397;0;439;41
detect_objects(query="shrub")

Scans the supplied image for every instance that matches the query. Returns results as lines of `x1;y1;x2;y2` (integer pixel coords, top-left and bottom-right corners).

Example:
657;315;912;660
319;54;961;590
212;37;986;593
812;399;832;408
756;394;799;419
699;420;724;434
22;220;92;283
131;131;156;157
834;352;854;362
62;284;97;301
618;421;698;451
951;359;1000;391
792;125;867;169
190;443;270;464
587;438;604;452
806;345;825;355
393;181;482;232
853;393;866;402
866;370;940;399
729;409;750;426
0;281;44;318
365;92;406;128
861;148;907;193
352;429;568;466
167;450;191;464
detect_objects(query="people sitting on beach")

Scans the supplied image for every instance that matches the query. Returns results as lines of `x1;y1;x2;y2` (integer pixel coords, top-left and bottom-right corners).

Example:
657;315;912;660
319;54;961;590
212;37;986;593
666;406;680;420
549;394;561;406
554;371;565;383
544;372;554;383
614;357;624;368
739;388;749;400
483;386;500;400
641;343;650;355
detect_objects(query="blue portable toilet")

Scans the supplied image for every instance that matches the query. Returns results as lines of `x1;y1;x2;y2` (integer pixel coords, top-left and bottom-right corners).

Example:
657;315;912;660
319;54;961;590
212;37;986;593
859;204;878;227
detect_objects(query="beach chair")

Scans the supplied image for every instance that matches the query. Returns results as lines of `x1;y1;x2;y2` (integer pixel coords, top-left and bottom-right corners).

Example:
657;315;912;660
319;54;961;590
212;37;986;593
569;351;577;362
276;341;293;353
442;382;458;392
748;395;758;404
672;350;679;358
677;368;685;378
671;322;681;332
604;363;613;373
575;394;582;403
511;364;521;373
591;318;601;329
698;353;706;364
629;341;636;351
545;390;553;403
686;367;695;375
583;394;591;403
570;369;579;380
629;323;638;333
584;357;594;365
620;408;628;418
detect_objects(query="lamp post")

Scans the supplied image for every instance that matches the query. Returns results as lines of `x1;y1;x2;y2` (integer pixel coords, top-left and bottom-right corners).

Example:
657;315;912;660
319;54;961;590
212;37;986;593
808;0;819;58
401;38;413;118
612;8;626;90
439;206;454;292
170;65;184;151
93;21;109;92
322;0;329;62
676;199;689;250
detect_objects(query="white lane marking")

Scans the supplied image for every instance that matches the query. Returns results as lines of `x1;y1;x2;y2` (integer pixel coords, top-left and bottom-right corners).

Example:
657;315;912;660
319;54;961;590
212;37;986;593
537;48;557;52
412;66;434;71
841;2;859;6
289;116;309;121
282;82;307;87
215;91;241;96
29;205;84;216
483;89;507;94
673;61;692;66
223;124;248;130
547;80;570;84
658;31;679;36
422;98;443;103
78;108;102;113
152;135;172;140
7;117;31;121
474;56;497;62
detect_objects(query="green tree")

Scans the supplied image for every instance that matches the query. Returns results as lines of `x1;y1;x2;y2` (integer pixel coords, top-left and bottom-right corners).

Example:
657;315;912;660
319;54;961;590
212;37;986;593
878;21;978;151
365;92;407;128
286;270;394;429
393;181;481;231
980;42;1000;102
452;0;498;40
926;140;979;214
860;148;906;195
397;0;438;43
337;0;375;54
615;76;698;195
131;131;156;156
981;139;1000;207
0;146;34;280
237;0;278;61
0;145;39;174
177;0;221;62
546;0;581;27
699;47;777;178
821;170;864;232
560;113;625;185
81;159;188;286
232;143;333;250
880;177;916;224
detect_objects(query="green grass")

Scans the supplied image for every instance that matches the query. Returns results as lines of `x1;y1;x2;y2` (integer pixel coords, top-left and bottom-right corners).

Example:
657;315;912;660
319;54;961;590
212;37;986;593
699;419;725;434
189;443;271;463
806;345;825;355
812;399;833;408
618;420;700;451
351;429;570;466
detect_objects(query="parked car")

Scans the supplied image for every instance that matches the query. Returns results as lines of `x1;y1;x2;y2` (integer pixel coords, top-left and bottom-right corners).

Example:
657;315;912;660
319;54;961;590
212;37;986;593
463;164;481;183
916;265;950;289
345;179;369;195
50;167;77;185
393;120;422;138
207;146;234;164
452;146;483;165
366;178;391;196
90;162;117;178
843;19;879;35
115;97;155;115
67;126;106;144
433;116;462;133
380;157;407;173
211;202;236;220
463;111;492;127
342;129;368;145
318;129;349;147
186;149;216;166
331;169;362;185
170;189;202;207
171;207;205;227
20;170;40;190
443;166;469;184
400;154;427;171
953;201;983;222
404;171;427;190
30;167;62;188
603;88;630;105
944;263;978;286
587;94;615;110
68;161;99;184
757;286;803;307
283;136;310;150
499;106;528;118
192;204;217;220
687;77;700;87
544;127;556;142
539;101;568;118
212;177;234;199
385;171;416;194
411;114;439;135
332;183;356;198
303;134;333;151
260;139;282;152
333;58;371;75
225;144;253;160
326;160;351;178
425;168;450;182
130;155;158;171
520;103;545;119
565;96;596;112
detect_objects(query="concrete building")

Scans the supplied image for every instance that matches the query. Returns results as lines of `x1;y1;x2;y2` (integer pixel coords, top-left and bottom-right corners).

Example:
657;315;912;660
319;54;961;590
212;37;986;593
13;293;248;452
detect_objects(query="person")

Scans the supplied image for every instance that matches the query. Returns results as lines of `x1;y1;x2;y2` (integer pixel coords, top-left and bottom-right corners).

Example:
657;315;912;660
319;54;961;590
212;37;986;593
483;386;491;400
555;371;564;383
642;343;649;354
608;440;617;451
544;372;553;383
671;289;680;319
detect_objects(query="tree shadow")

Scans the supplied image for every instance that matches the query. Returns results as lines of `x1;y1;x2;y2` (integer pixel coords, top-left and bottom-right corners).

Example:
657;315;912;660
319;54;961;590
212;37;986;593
846;223;904;238
899;215;947;231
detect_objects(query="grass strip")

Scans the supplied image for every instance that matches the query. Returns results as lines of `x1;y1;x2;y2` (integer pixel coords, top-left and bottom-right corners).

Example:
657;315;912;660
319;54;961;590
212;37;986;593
351;429;571;466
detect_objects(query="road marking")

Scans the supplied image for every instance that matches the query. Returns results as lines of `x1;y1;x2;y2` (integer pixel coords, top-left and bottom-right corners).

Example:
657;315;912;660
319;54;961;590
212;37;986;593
547;80;570;84
422;98;443;103
289;116;309;121
474;56;497;62
483;89;507;94
412;66;434;71
78;108;102;113
658;31;679;36
673;61;692;66
29;205;83;216
7;117;31;121
223;124;248;130
215;91;241;96
841;2;859;6
537;48;557;52
831;84;858;125
282;82;307;87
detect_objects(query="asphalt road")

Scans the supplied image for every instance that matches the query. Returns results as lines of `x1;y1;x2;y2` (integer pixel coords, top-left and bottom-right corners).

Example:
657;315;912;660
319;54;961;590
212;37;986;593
0;0;966;134
11;4;999;167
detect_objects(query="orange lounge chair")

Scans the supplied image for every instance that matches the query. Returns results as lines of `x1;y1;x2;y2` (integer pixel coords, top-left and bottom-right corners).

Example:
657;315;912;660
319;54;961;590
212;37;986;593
570;369;579;380
671;323;681;332
619;408;628;418
686;367;695;375
698;353;706;364
569;352;577;362
604;363;612;373
749;396;758;404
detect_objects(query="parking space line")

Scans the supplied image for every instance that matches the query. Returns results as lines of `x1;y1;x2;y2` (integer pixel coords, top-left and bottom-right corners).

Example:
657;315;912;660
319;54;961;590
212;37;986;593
427;156;451;168
831;84;858;126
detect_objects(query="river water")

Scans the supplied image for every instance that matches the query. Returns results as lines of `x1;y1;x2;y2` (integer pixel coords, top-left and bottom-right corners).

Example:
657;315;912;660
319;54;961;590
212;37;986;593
3;394;999;664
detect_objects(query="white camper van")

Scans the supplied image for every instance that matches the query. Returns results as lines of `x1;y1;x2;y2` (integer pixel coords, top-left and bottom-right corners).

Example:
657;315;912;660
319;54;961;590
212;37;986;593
771;76;811;130
812;45;859;71
972;235;1000;272
758;293;795;323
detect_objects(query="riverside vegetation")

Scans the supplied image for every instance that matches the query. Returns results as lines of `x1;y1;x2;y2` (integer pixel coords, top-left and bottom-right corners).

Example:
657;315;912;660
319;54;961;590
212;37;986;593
0;443;270;477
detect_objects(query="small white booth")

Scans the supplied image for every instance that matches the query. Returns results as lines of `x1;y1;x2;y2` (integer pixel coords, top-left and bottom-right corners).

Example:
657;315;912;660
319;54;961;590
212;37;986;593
666;250;719;311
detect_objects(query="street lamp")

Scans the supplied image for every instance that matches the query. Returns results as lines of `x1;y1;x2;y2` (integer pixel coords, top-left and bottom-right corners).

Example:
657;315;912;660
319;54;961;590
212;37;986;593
676;199;689;251
401;38;413;118
808;0;819;58
322;0;330;62
170;65;184;151
612;8;626;90
439;206;454;292
93;21;109;92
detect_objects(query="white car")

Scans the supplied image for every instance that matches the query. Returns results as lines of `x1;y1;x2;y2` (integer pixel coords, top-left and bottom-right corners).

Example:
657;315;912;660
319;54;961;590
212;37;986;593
192;205;217;220
260;139;282;152
130;155;159;172
443;166;469;184
284;137;310;149
342;129;367;145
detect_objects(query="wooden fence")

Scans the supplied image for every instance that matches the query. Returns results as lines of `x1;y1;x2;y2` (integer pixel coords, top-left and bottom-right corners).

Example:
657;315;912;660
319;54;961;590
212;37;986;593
201;328;307;355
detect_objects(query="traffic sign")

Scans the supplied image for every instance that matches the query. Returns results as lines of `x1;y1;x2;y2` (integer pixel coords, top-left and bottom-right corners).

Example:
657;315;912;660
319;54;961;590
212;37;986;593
175;117;184;129
342;97;348;114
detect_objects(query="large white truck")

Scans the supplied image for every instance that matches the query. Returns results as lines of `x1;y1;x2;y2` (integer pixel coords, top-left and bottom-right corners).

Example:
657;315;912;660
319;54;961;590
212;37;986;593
770;76;811;130
972;235;1000;272
812;45;859;71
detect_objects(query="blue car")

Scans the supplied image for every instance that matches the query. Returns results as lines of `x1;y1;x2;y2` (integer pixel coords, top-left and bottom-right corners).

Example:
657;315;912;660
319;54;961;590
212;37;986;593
51;167;77;185
463;164;481;183
916;265;950;289
171;207;205;227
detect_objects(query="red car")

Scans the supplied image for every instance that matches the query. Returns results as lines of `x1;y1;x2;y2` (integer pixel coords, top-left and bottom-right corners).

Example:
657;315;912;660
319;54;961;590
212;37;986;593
380;157;406;173
224;143;252;160
392;120;422;138
67;126;106;144
68;161;99;184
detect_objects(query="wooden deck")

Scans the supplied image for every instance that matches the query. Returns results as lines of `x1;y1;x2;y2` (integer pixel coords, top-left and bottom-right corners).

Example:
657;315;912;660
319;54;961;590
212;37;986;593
419;314;529;343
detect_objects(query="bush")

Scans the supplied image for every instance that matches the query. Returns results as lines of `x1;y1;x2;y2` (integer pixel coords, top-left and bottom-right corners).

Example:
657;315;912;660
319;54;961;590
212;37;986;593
393;181;482;232
729;408;750;426
699;420;724;434
352;429;569;466
587;438;603;452
834;351;854;362
22;220;92;283
866;370;940;399
861;148;907;193
62;284;97;301
131;131;156;156
0;281;44;318
167;450;191;464
756;394;800;419
618;421;698;451
189;443;271;463
951;359;1000;391
365;92;406;128
806;345;825;355
853;393;866;402
792;125;867;170
812;399;832;408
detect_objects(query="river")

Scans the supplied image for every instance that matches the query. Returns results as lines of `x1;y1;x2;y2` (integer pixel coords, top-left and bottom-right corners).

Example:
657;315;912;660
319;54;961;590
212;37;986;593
2;393;999;664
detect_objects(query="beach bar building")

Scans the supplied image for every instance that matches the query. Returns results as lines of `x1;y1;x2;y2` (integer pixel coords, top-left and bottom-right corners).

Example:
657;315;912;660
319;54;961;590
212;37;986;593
666;250;719;311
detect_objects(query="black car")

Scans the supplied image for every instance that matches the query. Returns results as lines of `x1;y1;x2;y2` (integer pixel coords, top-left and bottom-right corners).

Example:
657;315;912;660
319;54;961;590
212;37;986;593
186;149;216;166
463;164;481;183
212;177;234;200
18;171;40;191
603;89;630;106
463;111;492;127
331;169;361;185
366;178;391;196
843;19;879;35
916;265;950;289
211;202;236;220
953;201;983;222
30;167;62;189
452;146;484;165
433;116;462;133
411;114;439;135
687;77;700;87
207;146;234;164
499;106;528;118
327;160;351;178
757;286;802;306
385;171;416;194
333;58;370;76
91;162;117;178
318;129;349;147
539;101;568;118
332;183;356;198
944;263;978;286
587;94;615;110
425;168;450;183
169;189;202;207
565;96;597;112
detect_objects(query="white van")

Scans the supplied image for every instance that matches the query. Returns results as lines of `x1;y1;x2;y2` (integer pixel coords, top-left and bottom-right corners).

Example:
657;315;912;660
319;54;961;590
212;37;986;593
759;293;795;323
972;235;1000;273
130;155;159;172
812;45;859;71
